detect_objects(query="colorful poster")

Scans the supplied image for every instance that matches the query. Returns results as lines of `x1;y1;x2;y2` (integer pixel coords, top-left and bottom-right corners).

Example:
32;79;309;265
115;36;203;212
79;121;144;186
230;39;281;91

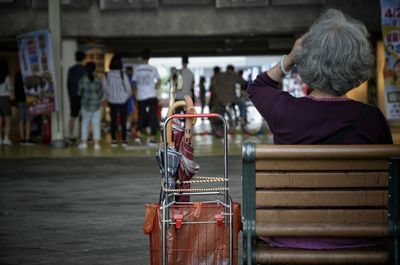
17;29;57;116
381;0;400;120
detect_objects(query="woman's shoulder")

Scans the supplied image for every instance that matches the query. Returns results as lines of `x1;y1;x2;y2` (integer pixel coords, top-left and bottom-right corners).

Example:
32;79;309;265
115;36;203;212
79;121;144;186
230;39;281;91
345;101;390;130
364;103;388;121
351;101;384;114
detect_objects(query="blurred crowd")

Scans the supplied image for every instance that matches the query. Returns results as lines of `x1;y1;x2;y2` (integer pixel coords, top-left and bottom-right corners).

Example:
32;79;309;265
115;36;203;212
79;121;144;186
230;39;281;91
0;49;252;149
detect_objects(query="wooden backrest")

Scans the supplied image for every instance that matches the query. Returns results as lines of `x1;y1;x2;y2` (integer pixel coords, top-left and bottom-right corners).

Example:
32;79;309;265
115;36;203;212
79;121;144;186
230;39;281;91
242;143;400;265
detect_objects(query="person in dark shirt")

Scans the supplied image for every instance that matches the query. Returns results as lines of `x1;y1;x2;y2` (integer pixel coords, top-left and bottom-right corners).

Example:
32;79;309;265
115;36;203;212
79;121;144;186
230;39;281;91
247;9;393;250
67;50;86;143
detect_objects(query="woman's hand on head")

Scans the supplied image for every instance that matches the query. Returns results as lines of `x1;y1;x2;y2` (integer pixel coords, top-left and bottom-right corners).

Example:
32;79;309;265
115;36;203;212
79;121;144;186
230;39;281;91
287;35;305;66
266;35;305;82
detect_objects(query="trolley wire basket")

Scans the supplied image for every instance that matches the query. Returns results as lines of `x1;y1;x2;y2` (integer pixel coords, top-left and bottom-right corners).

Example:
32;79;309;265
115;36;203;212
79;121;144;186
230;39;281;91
144;201;241;265
144;113;241;265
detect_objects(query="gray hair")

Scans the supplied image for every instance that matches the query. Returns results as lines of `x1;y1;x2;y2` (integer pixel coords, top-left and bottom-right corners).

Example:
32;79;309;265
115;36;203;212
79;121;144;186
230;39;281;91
295;9;374;96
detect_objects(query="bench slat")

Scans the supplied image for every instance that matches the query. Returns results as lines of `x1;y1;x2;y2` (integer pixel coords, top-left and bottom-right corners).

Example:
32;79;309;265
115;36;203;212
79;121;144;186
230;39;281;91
256;172;388;188
256;209;388;224
255;223;388;237
256;244;388;264
255;144;400;159
242;143;400;265
256;190;388;207
256;160;388;171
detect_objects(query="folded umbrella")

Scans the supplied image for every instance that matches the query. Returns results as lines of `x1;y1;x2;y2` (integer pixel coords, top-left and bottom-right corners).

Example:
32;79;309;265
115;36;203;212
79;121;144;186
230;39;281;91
173;96;199;202
157;100;188;204
156;146;181;204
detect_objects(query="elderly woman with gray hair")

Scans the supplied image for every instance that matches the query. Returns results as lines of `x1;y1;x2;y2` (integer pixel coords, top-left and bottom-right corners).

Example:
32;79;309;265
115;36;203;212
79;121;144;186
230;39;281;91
249;9;392;145
248;9;392;249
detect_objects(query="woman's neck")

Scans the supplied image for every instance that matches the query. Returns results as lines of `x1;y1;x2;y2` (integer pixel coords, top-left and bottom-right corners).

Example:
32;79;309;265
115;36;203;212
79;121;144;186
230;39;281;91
309;89;346;99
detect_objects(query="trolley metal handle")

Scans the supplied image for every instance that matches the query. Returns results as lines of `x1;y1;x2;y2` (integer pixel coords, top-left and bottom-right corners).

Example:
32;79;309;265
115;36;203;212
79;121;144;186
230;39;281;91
170;113;220;119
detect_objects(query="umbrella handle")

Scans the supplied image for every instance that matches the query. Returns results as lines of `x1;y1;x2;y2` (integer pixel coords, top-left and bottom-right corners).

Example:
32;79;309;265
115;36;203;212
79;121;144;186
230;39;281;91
166;100;187;146
184;95;196;142
184;96;197;126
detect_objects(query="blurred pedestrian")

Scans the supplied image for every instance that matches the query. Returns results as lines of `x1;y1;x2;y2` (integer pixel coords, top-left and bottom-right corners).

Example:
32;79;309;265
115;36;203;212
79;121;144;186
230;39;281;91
176;55;194;101
214;65;246;125
103;55;132;147
14;70;35;145
209;66;220;112
78;62;104;150
0;58;12;146
67;51;86;143
199;76;207;115
132;49;161;146
125;66;138;139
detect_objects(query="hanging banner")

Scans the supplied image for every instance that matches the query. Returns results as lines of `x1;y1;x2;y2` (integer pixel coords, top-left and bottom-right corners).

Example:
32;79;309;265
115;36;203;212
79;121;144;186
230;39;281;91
17;29;57;116
381;0;400;120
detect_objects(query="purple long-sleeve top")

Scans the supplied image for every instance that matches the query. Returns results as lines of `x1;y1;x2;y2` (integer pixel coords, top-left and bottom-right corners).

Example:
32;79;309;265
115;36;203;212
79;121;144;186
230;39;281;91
247;72;393;144
247;72;393;250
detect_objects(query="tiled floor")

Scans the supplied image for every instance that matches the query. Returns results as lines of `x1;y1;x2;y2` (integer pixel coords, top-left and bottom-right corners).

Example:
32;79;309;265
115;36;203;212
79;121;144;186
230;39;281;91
1;121;399;265
1;119;399;159
0;120;273;158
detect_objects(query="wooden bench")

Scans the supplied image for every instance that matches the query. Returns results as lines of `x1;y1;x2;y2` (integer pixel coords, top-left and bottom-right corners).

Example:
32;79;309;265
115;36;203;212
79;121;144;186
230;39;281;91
242;143;400;265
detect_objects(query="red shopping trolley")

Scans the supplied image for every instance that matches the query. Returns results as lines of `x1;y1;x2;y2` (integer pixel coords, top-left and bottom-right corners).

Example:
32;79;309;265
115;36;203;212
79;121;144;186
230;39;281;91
144;112;241;265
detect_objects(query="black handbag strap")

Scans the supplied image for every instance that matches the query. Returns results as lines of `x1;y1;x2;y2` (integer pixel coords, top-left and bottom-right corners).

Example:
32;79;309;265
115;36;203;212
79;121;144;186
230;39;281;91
320;104;371;144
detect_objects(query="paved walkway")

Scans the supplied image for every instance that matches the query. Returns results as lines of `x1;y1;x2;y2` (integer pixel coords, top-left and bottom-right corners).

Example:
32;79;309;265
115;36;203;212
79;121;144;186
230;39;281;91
1;121;398;264
0;156;242;265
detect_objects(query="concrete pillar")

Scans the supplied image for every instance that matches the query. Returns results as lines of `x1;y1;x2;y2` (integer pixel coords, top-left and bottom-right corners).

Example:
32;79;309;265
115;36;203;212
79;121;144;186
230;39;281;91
48;0;65;148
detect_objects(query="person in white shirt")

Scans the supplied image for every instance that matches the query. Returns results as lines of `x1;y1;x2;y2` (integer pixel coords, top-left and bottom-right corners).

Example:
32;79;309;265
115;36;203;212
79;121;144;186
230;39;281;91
103;55;132;147
0;58;13;146
175;55;194;101
132;49;161;146
174;56;195;116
